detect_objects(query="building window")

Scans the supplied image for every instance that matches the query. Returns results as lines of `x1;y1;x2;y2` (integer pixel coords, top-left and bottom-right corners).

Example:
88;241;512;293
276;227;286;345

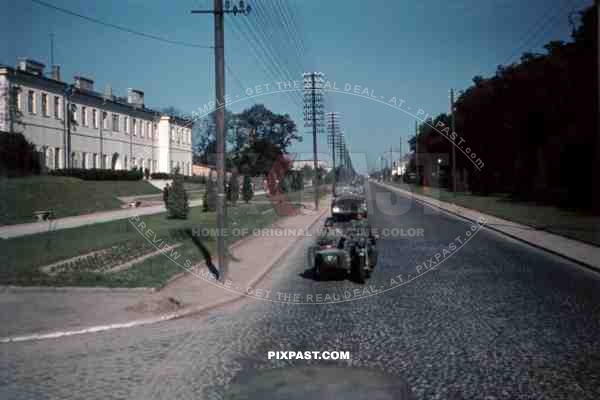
53;96;60;119
132;119;137;136
124;155;128;170
81;106;87;126
102;112;108;130
54;147;60;169
141;121;145;138
103;154;109;169
27;90;35;114
92;153;97;168
123;117;129;134
15;89;22;112
92;109;98;128
152;123;156;139
82;152;87;169
112;114;119;132
45;147;53;169
41;93;49;116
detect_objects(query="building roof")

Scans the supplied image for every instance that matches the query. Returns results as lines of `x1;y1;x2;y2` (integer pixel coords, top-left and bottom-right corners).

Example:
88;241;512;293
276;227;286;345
1;62;191;127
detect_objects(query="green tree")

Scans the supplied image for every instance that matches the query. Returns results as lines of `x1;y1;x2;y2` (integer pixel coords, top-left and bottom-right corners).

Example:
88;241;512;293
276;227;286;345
242;175;254;203
166;170;189;219
235;104;300;151
0;132;41;177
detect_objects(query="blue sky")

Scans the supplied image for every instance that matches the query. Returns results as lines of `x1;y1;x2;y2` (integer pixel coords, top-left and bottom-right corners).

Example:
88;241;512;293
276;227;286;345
1;0;592;173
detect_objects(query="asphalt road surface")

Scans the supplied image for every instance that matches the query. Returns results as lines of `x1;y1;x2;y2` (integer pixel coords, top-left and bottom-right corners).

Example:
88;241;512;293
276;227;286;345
2;183;600;399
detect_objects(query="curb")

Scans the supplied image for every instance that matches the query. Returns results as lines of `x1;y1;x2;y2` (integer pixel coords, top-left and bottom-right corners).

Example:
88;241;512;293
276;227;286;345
0;202;329;344
375;182;600;273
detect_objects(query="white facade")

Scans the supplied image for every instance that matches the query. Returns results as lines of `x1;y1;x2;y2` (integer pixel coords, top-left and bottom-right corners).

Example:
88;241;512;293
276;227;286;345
0;60;193;175
290;159;330;171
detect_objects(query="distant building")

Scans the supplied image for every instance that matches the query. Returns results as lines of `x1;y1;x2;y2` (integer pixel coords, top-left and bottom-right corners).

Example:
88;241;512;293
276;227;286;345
393;154;411;176
192;163;214;177
0;58;193;175
290;159;330;171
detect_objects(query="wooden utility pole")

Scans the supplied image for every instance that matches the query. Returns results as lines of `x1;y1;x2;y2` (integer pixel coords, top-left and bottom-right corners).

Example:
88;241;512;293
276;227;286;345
303;72;324;210
595;0;600;213
450;88;456;193
415;120;419;184
192;0;251;282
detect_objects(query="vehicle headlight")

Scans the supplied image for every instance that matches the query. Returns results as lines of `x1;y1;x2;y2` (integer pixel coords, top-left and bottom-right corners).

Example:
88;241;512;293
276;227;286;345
332;206;341;213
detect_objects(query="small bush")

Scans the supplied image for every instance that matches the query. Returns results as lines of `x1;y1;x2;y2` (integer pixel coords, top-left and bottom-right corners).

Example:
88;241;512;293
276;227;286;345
166;171;189;219
203;178;217;212
242;175;254;203
227;174;240;205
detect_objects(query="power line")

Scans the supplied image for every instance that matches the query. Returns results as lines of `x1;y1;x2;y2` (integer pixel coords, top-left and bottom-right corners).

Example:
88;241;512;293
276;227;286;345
234;11;303;108
30;0;213;49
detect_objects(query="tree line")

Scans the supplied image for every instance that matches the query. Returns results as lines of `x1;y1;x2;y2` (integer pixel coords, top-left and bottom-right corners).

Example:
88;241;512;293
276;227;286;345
409;5;596;211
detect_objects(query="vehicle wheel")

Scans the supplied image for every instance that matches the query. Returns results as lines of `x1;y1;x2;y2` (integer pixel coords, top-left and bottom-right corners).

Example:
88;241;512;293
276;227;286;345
314;254;322;281
350;248;366;284
369;247;378;269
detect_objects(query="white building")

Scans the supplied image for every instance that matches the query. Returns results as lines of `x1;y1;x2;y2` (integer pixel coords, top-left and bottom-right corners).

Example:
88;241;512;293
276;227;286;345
0;59;193;175
290;159;330;172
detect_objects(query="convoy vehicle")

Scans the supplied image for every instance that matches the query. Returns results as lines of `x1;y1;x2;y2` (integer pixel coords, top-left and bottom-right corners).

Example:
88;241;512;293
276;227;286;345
309;217;377;283
331;193;368;219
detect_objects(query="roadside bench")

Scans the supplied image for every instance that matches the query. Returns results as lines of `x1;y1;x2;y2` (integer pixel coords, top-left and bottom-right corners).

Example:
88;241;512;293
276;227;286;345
33;210;54;222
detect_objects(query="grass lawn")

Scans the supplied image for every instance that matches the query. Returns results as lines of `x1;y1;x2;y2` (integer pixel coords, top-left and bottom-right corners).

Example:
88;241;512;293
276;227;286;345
390;182;600;246
0;176;161;225
0;187;325;287
183;182;206;192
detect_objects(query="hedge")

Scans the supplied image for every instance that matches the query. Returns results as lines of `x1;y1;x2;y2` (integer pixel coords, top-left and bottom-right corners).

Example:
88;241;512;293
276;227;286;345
150;172;171;179
150;173;207;183
50;168;143;181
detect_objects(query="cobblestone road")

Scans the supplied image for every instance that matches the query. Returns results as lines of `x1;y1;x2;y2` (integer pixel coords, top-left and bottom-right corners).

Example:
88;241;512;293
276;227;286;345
2;183;599;399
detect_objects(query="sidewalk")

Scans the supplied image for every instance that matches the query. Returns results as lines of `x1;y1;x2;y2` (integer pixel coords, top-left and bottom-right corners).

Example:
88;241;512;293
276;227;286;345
0;196;329;342
0;190;266;239
376;182;600;271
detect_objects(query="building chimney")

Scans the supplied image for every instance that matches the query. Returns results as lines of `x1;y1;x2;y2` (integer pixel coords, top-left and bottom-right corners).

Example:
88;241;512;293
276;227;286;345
17;59;45;76
74;76;94;91
51;65;61;81
103;84;114;101
127;88;144;109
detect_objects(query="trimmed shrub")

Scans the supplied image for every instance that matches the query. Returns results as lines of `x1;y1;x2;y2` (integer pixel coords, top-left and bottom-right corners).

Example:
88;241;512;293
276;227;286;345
227;174;240;205
166;172;189;219
203;178;217;212
242;175;254;203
